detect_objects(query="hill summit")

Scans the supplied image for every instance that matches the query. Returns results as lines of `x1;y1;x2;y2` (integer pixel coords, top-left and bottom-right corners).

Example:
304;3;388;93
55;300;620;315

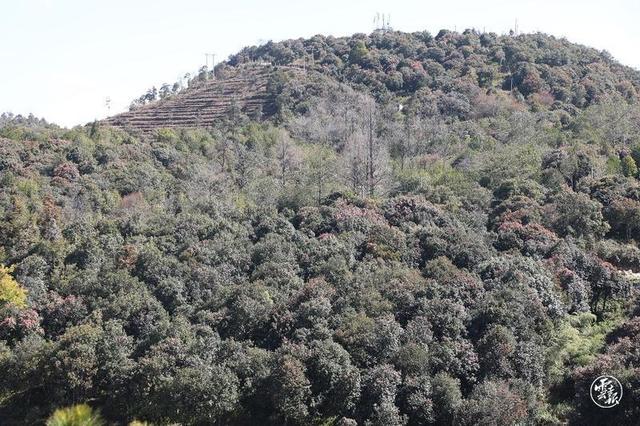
104;29;640;134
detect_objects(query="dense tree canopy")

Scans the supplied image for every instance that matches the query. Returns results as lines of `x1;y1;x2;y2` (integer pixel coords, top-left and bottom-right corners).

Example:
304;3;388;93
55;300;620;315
1;29;640;425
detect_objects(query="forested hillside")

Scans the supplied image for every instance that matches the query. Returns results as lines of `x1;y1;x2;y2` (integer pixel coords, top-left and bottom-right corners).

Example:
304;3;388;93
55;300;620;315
1;29;640;425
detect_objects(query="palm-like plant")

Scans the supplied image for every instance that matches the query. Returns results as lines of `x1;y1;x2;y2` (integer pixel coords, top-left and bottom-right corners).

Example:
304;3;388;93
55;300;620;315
46;404;105;426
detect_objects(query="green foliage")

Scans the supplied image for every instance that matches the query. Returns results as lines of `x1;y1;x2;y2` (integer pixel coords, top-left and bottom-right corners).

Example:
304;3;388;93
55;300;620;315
46;404;105;426
546;191;609;239
621;155;638;177
0;264;27;308
606;155;623;175
349;41;369;65
547;312;621;381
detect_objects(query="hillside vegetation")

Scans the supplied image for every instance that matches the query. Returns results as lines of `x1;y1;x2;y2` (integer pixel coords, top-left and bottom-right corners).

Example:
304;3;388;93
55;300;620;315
1;29;640;425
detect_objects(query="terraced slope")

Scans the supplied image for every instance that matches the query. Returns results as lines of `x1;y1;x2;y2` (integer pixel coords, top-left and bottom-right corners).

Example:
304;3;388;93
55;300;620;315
104;64;278;133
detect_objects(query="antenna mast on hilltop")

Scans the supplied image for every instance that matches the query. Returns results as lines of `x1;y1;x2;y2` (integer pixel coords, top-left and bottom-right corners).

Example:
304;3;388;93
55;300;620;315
374;12;392;32
105;97;112;115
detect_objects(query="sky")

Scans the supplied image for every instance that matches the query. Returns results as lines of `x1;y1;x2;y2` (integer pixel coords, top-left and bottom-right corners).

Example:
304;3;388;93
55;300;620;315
1;0;638;127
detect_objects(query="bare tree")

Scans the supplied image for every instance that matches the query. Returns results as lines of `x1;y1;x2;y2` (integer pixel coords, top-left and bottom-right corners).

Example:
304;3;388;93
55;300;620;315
340;96;390;197
342;130;368;195
289;82;390;197
304;145;337;204
275;130;302;187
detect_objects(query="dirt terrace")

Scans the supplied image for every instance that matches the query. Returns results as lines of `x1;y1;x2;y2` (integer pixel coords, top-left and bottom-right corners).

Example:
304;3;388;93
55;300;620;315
103;63;290;133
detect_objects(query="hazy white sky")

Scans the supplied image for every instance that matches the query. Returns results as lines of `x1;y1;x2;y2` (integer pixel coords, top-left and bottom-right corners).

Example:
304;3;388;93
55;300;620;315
1;0;638;127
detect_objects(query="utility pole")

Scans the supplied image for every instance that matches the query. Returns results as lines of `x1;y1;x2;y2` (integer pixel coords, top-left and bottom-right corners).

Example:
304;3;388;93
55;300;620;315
204;53;215;68
205;53;216;78
303;47;315;74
